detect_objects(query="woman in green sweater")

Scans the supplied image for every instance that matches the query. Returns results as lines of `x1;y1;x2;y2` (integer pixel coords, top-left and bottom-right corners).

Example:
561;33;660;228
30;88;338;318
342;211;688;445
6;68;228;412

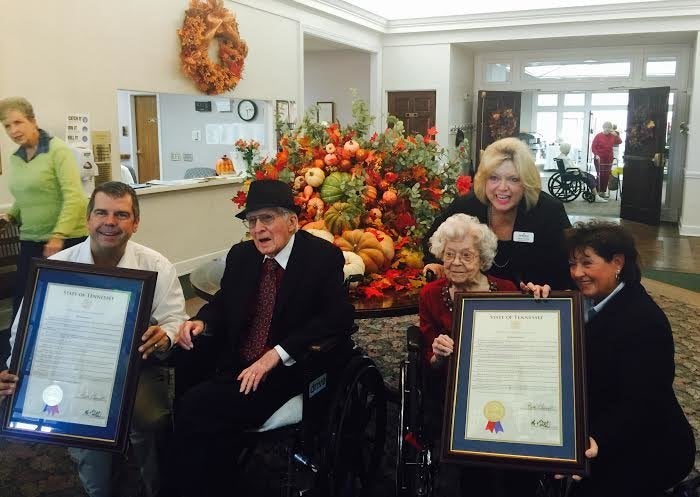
0;97;87;317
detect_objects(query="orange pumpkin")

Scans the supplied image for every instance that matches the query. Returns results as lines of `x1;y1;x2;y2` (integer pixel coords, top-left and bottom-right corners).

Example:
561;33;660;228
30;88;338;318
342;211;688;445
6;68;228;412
215;155;234;175
335;230;386;274
355;149;368;162
367;228;395;264
362;185;377;204
382;189;398;206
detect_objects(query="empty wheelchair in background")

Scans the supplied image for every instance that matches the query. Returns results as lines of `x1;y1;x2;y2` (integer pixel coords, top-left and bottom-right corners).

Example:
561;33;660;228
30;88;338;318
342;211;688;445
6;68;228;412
175;328;388;497
396;325;438;497
547;158;596;203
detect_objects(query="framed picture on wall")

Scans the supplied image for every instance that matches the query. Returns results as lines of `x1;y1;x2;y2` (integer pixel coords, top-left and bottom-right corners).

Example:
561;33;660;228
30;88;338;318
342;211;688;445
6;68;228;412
317;102;335;123
275;100;289;124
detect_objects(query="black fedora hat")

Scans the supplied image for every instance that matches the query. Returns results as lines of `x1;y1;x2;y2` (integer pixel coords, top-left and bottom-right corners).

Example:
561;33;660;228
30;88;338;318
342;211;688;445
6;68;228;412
235;179;301;219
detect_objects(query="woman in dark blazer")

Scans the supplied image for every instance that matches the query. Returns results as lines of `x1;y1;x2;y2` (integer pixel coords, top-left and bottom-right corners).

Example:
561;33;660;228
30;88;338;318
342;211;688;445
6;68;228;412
566;221;695;497
423;137;572;290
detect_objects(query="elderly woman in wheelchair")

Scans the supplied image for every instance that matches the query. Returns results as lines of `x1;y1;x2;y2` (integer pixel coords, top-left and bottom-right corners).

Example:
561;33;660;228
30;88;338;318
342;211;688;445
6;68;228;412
397;213;551;497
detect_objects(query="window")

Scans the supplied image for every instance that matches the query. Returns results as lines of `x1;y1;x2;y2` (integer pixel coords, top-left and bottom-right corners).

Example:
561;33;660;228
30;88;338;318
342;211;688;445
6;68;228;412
561;112;585;150
524;61;631;80
591;93;628;106
485;63;511;83
563;94;585;106
646;57;677;78
536;112;558;144
537;94;558;106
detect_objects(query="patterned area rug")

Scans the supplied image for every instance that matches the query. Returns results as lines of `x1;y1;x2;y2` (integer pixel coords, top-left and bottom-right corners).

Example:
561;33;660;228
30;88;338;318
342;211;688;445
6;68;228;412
0;285;697;496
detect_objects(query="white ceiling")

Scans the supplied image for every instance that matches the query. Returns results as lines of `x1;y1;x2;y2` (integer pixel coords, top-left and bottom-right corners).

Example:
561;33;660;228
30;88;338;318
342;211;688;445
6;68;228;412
304;31;696;54
341;0;660;20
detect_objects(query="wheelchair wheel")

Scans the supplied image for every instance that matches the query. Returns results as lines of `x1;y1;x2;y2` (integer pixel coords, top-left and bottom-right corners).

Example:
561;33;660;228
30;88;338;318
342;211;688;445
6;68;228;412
547;173;581;202
396;362;435;497
324;355;387;497
582;190;595;203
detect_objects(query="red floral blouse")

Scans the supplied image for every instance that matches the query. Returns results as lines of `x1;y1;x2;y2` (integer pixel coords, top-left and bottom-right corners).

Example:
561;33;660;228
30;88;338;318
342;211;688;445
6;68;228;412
418;275;517;367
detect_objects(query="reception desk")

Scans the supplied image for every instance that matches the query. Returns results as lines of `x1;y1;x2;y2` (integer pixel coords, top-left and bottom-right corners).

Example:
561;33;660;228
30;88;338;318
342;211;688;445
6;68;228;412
132;176;247;275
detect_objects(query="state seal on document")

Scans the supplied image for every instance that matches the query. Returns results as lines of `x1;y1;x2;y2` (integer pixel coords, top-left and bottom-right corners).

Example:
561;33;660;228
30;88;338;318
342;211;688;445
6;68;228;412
42;384;64;416
484;400;505;433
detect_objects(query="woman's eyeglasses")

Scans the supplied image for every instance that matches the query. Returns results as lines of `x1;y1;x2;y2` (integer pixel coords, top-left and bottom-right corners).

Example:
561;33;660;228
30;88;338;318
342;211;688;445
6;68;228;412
242;213;278;228
443;251;478;264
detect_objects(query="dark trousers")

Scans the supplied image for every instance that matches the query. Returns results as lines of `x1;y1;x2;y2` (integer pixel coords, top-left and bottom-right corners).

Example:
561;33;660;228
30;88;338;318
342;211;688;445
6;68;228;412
175;365;304;497
0;237;85;367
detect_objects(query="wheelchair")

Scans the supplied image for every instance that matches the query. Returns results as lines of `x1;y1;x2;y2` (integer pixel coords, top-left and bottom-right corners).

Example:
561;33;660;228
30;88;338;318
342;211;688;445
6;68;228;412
547;158;596;203
396;325;438;497
174;327;388;497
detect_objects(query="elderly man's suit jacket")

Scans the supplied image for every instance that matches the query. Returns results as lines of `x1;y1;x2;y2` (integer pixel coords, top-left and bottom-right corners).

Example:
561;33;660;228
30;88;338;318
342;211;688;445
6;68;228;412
194;230;354;370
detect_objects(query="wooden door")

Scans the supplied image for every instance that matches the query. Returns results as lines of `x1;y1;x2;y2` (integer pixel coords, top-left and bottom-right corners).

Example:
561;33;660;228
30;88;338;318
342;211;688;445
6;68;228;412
475;91;522;169
620;87;669;225
134;95;160;182
387;91;435;135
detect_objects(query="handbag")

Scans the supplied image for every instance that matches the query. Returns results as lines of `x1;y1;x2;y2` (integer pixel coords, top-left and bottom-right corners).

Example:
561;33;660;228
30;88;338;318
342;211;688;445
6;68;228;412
608;175;619;191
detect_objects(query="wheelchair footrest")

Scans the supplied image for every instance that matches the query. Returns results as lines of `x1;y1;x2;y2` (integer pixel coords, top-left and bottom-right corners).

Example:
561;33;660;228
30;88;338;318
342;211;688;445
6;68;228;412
293;452;319;473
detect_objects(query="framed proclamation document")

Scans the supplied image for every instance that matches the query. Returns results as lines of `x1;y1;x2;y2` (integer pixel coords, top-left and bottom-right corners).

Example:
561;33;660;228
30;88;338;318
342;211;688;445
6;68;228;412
0;259;156;452
441;291;589;476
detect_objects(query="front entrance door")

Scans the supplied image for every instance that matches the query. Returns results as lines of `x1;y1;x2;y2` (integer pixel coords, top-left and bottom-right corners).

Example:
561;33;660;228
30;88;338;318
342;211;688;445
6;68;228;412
387;91;436;135
134;95;161;182
620;87;670;225
475;91;521;170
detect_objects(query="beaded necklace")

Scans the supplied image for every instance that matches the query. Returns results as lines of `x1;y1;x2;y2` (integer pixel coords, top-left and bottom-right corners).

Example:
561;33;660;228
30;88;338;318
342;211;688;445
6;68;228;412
441;278;499;312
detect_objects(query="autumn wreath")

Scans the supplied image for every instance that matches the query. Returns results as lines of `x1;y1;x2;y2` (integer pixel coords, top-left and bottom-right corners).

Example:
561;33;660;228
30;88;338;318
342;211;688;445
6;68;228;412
178;0;248;95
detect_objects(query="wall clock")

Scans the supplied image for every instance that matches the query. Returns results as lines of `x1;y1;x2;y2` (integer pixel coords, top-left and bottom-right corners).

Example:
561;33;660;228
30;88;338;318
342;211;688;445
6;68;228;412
238;99;258;121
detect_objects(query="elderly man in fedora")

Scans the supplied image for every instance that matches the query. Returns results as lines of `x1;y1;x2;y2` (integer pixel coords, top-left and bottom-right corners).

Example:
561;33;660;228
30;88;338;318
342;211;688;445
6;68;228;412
175;179;354;496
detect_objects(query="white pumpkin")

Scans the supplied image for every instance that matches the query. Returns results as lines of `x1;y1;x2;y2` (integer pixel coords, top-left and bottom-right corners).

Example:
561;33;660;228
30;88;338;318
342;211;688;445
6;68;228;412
342;251;365;280
305;228;334;243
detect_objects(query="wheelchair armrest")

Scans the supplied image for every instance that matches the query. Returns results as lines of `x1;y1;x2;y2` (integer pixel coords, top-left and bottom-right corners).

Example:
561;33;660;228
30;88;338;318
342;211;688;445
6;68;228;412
407;325;422;353
307;324;358;355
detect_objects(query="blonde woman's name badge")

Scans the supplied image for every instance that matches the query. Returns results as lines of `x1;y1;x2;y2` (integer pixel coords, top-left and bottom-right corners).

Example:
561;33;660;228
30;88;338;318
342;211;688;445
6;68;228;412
484;400;505;433
513;231;534;243
42;384;63;416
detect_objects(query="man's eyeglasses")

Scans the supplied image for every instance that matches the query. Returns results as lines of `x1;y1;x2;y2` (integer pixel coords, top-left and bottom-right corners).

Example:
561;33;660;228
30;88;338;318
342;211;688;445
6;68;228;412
242;213;279;228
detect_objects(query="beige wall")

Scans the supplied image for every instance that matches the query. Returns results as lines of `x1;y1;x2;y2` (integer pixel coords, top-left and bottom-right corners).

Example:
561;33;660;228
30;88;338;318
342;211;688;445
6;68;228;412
133;182;246;274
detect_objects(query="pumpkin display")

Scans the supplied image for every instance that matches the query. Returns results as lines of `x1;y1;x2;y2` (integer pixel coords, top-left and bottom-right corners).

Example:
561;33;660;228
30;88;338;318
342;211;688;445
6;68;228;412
382;189;398;206
306;228;334;244
323;153;339;167
323;202;360;235
335;229;386;274
302;220;328;231
361;185;377;204
215;154;234;175
338;159;352;171
306;197;325;220
355;148;368;162
343;139;360;156
325;143;336;154
320;172;352;204
304;167;325;188
342;250;365;280
367;228;395;263
398;248;424;269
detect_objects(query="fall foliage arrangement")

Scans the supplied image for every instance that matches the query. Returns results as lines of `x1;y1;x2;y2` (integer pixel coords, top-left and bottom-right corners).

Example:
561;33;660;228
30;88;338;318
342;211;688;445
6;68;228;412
233;101;472;299
178;0;248;95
